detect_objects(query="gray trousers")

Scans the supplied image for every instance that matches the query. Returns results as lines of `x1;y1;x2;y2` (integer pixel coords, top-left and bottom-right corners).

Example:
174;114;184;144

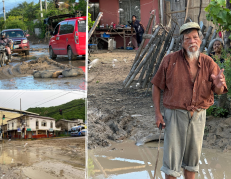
161;108;206;177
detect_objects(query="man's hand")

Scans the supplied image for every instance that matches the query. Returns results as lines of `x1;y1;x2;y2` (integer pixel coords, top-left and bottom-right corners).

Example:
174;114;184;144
155;113;166;129
211;69;226;89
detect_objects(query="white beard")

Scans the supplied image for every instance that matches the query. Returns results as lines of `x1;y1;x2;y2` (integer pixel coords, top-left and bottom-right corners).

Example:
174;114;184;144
186;45;200;61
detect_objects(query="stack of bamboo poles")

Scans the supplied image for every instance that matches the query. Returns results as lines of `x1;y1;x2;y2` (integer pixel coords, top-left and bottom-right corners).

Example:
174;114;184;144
123;21;217;91
123;24;176;90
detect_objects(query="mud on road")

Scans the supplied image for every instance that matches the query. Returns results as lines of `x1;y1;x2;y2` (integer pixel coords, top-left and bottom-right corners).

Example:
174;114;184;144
88;50;165;149
0;44;86;90
0;137;85;179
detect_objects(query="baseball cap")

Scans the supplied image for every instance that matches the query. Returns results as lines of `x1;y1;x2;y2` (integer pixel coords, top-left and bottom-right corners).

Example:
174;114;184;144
180;22;200;35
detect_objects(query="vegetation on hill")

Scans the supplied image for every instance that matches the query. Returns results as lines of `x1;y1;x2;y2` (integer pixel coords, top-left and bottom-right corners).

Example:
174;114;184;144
26;99;85;121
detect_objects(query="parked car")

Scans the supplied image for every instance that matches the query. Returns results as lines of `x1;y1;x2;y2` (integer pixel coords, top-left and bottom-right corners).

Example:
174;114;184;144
71;125;85;137
80;129;86;136
1;29;30;55
49;16;86;60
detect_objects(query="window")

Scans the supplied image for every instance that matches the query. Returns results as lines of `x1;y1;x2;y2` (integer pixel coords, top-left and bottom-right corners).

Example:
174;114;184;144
12;123;14;128
78;20;86;32
119;0;140;25
36;120;39;126
50;122;53;128
53;24;60;35
41;120;47;127
59;22;68;35
67;21;75;33
8;124;9;128
5;30;25;38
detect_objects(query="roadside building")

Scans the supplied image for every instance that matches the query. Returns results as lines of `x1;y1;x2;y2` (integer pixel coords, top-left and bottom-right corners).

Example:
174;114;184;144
56;119;84;132
89;0;160;48
7;115;61;139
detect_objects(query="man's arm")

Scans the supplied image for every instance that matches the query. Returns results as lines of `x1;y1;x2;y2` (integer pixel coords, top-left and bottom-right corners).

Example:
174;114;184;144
152;85;165;129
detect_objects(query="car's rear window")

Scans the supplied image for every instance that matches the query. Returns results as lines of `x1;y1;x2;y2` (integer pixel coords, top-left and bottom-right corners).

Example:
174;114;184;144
4;31;24;38
78;20;86;32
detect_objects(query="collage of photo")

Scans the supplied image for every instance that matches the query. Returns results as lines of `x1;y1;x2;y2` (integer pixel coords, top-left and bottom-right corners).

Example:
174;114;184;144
0;0;231;179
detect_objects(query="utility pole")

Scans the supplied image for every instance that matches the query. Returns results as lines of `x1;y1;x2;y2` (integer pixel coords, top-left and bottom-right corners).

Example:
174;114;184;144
39;0;43;18
2;0;6;21
45;0;47;12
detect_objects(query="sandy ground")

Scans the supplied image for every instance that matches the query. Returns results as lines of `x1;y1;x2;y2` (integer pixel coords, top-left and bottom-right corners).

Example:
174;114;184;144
0;137;85;179
88;50;164;149
0;43;85;90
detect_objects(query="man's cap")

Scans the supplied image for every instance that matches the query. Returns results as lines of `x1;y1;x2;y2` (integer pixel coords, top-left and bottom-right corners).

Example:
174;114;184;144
180;22;200;35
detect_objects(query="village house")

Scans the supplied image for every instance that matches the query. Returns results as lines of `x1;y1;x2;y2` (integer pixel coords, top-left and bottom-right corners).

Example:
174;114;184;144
56;119;84;132
7;115;61;139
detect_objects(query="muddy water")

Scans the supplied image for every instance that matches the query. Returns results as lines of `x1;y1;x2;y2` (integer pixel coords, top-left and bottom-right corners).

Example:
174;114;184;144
89;140;231;179
0;141;85;179
0;75;85;90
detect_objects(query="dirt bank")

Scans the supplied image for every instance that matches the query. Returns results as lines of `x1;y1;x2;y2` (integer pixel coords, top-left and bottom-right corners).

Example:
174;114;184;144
203;116;231;151
0;137;85;179
88;50;164;149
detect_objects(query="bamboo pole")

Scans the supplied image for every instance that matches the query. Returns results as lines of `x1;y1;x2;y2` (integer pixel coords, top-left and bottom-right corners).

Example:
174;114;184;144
124;39;159;88
123;26;161;85
88;12;103;41
166;37;175;55
142;37;162;88
206;30;218;55
131;11;155;64
199;26;213;52
184;0;190;23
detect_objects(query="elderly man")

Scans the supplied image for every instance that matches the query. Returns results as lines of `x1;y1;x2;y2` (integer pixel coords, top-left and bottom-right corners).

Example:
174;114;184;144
151;22;228;179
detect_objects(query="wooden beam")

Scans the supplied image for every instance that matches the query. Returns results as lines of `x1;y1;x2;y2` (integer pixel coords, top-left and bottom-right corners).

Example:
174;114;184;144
88;12;103;40
184;0;190;23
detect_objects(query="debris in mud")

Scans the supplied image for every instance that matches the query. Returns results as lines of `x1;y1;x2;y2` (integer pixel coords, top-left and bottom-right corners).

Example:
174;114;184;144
88;107;136;149
0;56;84;79
203;116;231;151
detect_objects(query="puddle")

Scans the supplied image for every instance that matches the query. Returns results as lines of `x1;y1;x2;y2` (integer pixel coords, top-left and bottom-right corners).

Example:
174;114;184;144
0;75;85;90
89;140;231;179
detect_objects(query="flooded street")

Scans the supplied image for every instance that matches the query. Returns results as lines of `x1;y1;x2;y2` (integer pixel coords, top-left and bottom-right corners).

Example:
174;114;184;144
89;140;231;179
0;44;86;90
0;137;85;179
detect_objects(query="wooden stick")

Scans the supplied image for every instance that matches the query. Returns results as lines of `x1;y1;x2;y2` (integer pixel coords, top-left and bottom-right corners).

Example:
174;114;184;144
142;37;162;88
131;12;155;64
123;26;161;85
165;13;180;28
184;0;190;23
199;26;213;52
124;40;159;88
206;30;217;55
88;12;103;41
166;37;175;55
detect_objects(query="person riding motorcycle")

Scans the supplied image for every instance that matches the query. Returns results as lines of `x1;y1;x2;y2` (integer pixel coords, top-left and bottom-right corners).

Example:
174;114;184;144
0;32;12;63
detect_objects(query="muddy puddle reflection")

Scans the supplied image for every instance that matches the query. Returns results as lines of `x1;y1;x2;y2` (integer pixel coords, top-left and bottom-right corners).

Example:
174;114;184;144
89;140;231;179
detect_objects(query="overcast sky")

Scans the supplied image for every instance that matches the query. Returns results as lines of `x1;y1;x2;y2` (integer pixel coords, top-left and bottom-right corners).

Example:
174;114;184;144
0;90;86;111
0;0;79;13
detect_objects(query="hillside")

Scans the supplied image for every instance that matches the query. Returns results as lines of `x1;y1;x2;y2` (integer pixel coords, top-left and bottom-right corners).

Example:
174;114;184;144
26;99;85;121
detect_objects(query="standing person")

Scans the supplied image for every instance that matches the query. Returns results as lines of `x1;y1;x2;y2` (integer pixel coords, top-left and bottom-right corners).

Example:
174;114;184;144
0;32;12;63
151;22;228;179
131;15;145;47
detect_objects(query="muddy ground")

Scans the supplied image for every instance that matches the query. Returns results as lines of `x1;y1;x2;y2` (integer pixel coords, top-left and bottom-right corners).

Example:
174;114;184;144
88;50;165;149
0;43;85;90
0;137;85;179
88;49;231;151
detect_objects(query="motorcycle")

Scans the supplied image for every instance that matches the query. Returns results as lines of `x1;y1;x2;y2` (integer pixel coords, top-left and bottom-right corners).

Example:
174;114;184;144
0;43;8;67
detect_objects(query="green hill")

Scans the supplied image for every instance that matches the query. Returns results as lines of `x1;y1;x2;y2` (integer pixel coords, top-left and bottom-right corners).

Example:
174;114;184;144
26;99;85;121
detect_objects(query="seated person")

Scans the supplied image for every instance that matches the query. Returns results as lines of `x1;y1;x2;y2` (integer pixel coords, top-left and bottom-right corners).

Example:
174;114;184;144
0;32;12;63
208;38;225;63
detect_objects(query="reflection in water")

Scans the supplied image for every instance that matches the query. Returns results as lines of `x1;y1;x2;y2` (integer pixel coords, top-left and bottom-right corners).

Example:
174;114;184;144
89;140;231;179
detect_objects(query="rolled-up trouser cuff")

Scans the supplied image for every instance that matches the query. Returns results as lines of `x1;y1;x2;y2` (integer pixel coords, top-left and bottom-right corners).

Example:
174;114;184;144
181;164;199;173
160;166;182;177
